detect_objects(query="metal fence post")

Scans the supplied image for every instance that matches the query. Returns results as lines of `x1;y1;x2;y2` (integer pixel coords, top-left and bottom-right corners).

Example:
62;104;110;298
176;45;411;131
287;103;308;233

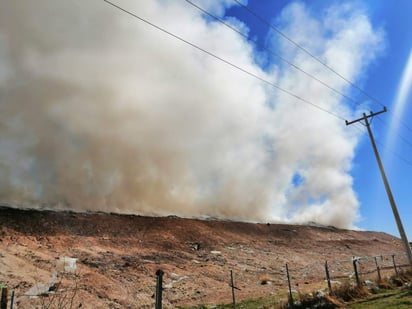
155;269;164;309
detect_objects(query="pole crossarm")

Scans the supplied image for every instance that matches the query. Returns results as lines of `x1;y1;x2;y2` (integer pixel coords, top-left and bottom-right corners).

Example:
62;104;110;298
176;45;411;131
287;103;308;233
345;107;387;126
345;108;412;269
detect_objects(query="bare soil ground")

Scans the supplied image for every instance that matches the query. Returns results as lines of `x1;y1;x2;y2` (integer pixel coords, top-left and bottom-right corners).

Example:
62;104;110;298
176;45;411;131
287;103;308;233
0;206;405;308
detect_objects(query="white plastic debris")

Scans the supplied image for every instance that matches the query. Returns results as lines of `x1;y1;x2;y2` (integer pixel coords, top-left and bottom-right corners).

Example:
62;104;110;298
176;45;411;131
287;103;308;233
56;257;77;273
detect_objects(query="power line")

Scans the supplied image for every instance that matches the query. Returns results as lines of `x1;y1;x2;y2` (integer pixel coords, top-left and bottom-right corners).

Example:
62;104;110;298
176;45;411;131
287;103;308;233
232;0;412;163
355;120;412;167
184;0;361;108
376;140;412;166
376;116;412;149
394;114;412;135
103;0;412;169
346;109;412;267
103;0;345;121
232;0;385;109
231;0;412;127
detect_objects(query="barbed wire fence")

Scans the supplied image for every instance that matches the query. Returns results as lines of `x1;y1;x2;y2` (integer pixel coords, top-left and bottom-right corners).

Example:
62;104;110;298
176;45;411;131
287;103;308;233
0;252;409;308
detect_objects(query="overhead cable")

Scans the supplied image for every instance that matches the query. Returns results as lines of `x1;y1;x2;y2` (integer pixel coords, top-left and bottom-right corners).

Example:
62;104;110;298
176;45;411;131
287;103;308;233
355;125;412;167
103;0;412;168
232;0;412;144
232;0;384;108
103;0;345;121
184;0;361;108
376;116;412;149
375;139;412;166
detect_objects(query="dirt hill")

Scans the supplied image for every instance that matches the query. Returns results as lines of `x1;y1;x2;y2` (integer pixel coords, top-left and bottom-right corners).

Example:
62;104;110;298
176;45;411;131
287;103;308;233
0;206;405;308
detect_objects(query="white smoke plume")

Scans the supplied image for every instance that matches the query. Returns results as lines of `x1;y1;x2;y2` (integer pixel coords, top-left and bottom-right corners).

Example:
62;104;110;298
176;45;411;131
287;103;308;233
0;1;383;228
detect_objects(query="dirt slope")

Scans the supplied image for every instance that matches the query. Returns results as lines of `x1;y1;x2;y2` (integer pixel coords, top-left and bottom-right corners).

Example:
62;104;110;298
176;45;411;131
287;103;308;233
0;206;405;308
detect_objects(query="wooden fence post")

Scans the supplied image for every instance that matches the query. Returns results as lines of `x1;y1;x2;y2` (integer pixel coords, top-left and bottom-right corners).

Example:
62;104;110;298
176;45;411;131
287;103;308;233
230;270;236;309
325;261;332;294
9;290;14;309
1;287;7;309
352;257;361;287
392;255;398;276
155;269;164;309
374;257;381;281
286;263;293;306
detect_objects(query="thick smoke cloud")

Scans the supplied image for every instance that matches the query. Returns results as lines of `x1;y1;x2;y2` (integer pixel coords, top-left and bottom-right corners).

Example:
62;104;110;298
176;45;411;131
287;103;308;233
0;1;382;227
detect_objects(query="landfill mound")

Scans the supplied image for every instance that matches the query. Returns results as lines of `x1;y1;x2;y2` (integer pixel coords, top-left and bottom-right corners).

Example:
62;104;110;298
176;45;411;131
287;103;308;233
0;206;405;308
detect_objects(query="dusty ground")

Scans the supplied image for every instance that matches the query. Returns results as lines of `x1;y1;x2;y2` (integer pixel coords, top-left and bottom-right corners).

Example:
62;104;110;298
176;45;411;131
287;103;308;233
0;206;406;308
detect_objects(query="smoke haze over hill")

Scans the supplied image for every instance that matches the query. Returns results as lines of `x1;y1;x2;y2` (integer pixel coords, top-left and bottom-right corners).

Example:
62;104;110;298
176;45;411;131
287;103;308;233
0;1;383;227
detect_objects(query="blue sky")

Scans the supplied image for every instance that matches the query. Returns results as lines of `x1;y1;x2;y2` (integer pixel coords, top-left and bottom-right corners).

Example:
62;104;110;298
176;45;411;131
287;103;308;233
0;0;411;239
355;1;412;240
226;0;412;238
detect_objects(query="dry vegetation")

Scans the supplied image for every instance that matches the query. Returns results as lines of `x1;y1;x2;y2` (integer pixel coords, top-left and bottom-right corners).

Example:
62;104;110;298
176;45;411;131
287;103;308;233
0;206;408;308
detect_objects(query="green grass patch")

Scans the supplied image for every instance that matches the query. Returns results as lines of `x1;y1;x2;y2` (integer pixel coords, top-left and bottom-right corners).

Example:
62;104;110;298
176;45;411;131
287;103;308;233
180;270;412;309
178;295;281;309
349;288;412;309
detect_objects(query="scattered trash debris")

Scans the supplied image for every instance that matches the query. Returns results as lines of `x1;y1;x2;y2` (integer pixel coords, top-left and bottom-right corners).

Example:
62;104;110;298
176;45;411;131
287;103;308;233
56;257;77;273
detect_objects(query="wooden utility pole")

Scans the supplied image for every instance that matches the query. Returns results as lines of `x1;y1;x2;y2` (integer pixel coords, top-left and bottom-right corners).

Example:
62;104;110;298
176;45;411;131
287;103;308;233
346;108;412;268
